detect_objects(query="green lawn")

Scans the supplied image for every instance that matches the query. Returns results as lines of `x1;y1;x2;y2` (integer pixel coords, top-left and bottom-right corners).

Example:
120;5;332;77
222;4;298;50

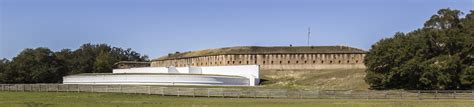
0;92;473;107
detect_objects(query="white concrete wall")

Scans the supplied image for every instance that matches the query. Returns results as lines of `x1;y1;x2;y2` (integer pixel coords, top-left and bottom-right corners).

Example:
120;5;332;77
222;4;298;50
199;65;259;79
63;74;249;86
113;67;168;73
110;65;260;86
112;65;259;78
189;67;202;74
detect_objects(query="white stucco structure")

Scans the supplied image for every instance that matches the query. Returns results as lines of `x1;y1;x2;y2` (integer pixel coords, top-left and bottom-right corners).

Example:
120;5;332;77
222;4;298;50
63;65;259;86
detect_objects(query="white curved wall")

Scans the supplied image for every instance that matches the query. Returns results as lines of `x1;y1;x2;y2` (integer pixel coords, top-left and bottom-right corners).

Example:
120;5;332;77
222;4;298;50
63;74;250;86
111;65;259;86
65;65;260;86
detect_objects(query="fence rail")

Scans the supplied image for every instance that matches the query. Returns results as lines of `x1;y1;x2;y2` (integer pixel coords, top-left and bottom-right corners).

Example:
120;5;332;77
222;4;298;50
1;84;473;100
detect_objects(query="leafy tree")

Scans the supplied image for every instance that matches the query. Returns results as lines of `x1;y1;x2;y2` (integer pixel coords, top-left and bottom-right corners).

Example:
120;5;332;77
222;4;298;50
1;48;64;83
70;43;148;73
0;43;149;83
365;8;474;90
0;58;9;82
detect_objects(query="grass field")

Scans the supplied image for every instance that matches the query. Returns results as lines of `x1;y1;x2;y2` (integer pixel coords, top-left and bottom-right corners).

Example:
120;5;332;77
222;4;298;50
0;92;472;107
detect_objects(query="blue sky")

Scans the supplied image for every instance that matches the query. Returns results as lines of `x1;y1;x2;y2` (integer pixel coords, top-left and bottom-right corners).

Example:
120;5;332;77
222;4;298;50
0;0;472;59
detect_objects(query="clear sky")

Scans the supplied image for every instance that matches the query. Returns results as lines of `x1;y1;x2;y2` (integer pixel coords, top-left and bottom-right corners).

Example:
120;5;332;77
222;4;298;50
0;0;472;59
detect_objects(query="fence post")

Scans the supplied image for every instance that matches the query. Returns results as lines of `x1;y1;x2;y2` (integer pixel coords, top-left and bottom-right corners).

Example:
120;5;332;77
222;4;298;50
148;86;151;95
106;85;109;93
435;90;438;99
453;90;456;99
254;90;257;98
367;90;370;100
348;90;352;99
207;88;210;98
400;90;403;99
161;87;165;96
316;90;321;99
472;90;474;100
56;84;59;92
177;88;180;97
192;88;195;98
77;85;80;92
299;90;303;99
417;90;421;100
119;85;122;93
66;85;69;92
237;89;241;99
221;88;224;98
268;90;271;99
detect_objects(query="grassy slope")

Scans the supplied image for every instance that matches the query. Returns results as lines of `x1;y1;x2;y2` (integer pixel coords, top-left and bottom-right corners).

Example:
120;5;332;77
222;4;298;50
260;69;369;90
0;92;472;107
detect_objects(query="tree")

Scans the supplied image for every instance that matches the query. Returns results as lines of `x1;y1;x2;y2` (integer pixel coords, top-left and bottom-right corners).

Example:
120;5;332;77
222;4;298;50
1;48;63;83
0;58;9;82
70;43;148;73
0;43;149;83
365;9;474;90
424;8;462;29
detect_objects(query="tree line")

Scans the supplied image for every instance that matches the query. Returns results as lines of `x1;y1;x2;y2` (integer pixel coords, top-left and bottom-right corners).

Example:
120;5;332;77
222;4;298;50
0;43;149;83
364;9;474;90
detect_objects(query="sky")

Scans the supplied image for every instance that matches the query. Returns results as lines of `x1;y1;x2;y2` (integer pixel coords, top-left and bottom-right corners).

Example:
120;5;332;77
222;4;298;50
0;0;472;59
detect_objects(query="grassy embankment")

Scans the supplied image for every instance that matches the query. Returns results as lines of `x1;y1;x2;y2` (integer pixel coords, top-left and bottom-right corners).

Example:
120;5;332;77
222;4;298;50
0;92;472;107
260;69;369;90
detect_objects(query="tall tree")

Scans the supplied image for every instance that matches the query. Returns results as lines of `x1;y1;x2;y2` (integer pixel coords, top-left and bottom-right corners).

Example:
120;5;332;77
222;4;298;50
365;9;474;90
1;48;63;83
0;43;149;83
0;58;9;82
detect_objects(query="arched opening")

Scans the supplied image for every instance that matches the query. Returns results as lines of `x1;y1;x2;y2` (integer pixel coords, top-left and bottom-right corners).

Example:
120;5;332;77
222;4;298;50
338;60;341;64
271;61;274;64
321;61;324;64
280;61;282;64
356;60;359;63
330;61;333;64
263;61;266;64
288;61;291;64
246;61;249;64
347;60;350;63
296;61;299;64
313;61;316;64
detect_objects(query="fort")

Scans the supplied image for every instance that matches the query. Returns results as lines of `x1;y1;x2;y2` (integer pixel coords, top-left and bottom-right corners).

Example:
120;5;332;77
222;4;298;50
151;46;366;70
74;45;367;87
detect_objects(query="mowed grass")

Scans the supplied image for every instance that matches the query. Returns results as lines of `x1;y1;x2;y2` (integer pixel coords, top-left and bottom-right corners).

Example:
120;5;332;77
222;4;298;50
0;92;473;107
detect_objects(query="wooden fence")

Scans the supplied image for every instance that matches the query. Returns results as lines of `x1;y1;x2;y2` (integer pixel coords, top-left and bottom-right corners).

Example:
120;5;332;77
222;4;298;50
1;84;473;99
